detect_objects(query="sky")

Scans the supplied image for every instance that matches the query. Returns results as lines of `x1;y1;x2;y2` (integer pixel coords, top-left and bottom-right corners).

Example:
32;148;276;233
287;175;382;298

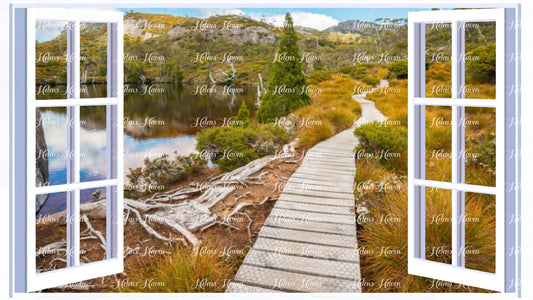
118;8;429;29
36;7;434;42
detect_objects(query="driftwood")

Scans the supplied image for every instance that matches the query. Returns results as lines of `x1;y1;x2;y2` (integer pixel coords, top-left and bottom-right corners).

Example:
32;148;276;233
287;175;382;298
207;61;236;84
257;73;265;106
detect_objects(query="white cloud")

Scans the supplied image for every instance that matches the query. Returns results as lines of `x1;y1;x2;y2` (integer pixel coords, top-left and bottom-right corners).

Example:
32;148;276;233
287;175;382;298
252;12;339;31
201;8;245;17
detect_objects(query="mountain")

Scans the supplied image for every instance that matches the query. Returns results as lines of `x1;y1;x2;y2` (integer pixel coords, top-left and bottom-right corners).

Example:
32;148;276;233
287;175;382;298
326;19;406;35
35;13;411;86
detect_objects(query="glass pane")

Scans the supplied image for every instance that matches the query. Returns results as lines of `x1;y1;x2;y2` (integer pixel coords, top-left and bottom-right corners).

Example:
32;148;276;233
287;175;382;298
80;186;108;263
425;187;452;264
36;108;68;187
80;22;108;98
425;106;451;182
464;192;495;273
464;22;496;99
36;192;67;273
80;106;107;182
425;22;452;98
464;107;496;186
35;20;68;100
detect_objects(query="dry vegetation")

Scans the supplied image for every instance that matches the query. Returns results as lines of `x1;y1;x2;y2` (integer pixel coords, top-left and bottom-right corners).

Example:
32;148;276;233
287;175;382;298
355;62;496;292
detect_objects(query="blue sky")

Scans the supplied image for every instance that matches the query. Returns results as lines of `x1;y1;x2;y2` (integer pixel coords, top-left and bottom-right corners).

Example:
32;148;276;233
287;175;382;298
37;7;432;42
117;8;425;22
117;7;430;31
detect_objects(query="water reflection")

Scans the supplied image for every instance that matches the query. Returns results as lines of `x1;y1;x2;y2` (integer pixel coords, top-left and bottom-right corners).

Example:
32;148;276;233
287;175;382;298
37;83;256;216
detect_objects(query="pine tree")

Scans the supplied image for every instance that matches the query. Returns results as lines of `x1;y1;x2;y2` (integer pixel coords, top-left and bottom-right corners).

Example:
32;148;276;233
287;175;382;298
234;101;252;128
256;13;310;123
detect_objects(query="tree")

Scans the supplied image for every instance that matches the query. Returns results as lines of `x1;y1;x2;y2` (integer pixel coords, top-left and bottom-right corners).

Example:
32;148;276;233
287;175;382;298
234;101;252;128
256;13;310;122
125;60;146;84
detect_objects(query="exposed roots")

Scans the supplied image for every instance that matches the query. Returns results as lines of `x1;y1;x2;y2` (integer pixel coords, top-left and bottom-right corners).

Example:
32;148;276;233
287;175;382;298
37;149;298;272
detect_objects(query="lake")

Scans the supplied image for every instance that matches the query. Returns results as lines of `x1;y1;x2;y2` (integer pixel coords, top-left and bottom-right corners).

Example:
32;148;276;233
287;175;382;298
36;83;258;217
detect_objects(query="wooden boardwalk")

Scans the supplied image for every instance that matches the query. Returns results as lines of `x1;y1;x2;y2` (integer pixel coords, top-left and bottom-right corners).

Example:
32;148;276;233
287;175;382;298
226;81;388;293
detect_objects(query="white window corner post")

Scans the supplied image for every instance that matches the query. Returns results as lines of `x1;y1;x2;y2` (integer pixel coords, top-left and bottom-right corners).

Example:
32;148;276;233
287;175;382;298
12;6;29;294
407;8;519;293
503;7;519;295
11;7;124;293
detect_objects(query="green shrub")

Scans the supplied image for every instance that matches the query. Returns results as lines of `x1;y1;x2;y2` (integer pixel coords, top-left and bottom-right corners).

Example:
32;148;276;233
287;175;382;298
195;127;257;172
307;70;331;84
196;125;289;172
388;60;408;79
466;43;496;84
125;154;206;198
307;70;332;84
354;122;407;173
361;75;378;86
337;65;354;74
350;66;368;79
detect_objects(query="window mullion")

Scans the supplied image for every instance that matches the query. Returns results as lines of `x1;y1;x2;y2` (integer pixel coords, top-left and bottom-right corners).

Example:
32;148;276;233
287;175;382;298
106;22;118;260
66;20;81;267
413;97;496;107
457;20;466;268
451;20;466;268
413;22;426;260
34;97;118;107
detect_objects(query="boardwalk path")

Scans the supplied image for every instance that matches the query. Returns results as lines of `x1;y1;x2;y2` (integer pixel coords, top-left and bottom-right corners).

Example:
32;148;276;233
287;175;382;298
226;80;388;293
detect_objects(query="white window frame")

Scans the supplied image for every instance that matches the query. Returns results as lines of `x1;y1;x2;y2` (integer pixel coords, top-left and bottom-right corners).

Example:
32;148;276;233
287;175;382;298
23;8;124;292
408;8;518;293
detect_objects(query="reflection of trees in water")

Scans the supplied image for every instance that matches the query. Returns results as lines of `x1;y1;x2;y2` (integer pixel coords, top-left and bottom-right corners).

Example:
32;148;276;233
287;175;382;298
37;83;257;139
36;109;49;215
123;83;257;139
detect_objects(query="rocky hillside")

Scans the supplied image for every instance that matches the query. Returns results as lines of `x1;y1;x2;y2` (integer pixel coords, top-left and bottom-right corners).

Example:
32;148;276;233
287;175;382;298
35;12;495;87
36;13;409;86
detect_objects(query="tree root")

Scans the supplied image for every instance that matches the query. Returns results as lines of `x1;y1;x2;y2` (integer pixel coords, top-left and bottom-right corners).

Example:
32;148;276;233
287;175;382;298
36;151;298;273
81;214;106;251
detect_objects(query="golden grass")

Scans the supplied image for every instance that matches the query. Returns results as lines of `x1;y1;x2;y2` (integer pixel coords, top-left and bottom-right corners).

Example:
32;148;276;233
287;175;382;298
355;160;494;293
119;244;244;293
356;62;497;292
425;62;496;99
294;75;361;149
367;78;407;126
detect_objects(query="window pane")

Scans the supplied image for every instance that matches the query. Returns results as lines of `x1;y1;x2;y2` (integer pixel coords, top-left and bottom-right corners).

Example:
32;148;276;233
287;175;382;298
36;192;67;273
80;186;108;263
425;106;451;182
80;22;108;98
464;107;496;186
425;22;452;98
36;108;68;187
425;187;452;264
80;106;107;182
464;192;495;273
35;20;68;100
464;22;496;99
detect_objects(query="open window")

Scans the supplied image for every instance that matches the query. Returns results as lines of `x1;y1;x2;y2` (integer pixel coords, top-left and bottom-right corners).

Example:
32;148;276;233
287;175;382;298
408;8;518;292
13;8;124;292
